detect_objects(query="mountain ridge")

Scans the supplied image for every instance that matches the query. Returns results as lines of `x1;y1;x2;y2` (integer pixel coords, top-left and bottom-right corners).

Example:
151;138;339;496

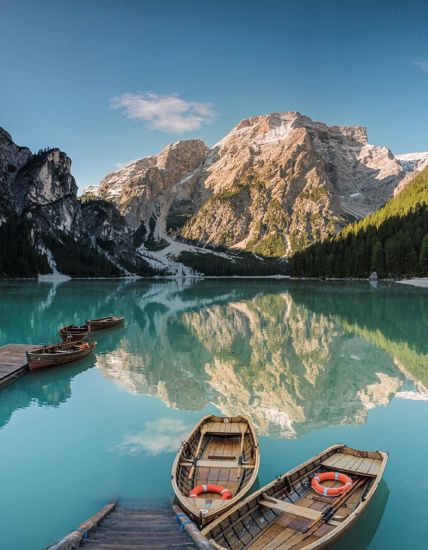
85;111;406;261
1;112;426;278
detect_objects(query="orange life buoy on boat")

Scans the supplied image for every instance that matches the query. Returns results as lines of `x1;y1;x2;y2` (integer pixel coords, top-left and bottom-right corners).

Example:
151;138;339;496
189;484;232;500
311;471;353;497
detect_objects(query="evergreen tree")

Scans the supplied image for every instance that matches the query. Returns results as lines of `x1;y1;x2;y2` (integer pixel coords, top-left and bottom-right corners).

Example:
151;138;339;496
419;234;428;275
370;239;384;276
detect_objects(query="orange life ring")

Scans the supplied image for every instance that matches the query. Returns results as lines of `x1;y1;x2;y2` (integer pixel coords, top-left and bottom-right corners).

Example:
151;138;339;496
311;471;353;497
189;484;232;500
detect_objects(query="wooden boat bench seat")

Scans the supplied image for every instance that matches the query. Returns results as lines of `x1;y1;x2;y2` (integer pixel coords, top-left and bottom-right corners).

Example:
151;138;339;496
321;453;382;477
180;459;256;469
202;421;248;435
260;494;322;521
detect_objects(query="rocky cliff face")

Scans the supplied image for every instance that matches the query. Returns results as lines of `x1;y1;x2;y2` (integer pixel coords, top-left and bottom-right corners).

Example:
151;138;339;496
0;128;156;277
0;128;32;224
11;148;83;236
85;140;208;236
394;152;428;196
85;112;406;258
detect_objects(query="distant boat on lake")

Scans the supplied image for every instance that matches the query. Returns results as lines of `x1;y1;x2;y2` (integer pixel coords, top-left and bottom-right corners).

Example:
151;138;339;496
202;444;388;550
171;415;260;527
86;316;125;330
59;324;90;342
27;341;96;371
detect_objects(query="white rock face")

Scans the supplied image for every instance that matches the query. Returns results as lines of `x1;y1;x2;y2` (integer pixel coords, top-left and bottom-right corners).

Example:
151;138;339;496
393;152;428;196
85;112;407;256
395;152;428;173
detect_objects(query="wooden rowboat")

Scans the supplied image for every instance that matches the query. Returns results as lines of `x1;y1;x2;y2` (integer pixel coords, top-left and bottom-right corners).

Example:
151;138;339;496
27;341;96;371
86;316;125;330
202;444;388;550
171;415;260;528
59;324;90;342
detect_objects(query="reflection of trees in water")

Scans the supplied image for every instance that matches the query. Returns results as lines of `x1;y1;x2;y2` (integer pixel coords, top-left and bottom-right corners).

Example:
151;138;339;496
287;281;428;388
0;358;94;429
98;283;422;438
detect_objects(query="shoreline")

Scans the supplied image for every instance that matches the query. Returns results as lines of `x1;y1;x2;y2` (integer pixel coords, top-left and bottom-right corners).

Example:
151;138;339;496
1;275;428;287
394;278;428;288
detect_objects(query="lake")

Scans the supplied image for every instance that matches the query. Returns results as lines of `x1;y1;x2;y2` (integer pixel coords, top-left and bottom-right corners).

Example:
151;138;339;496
0;279;427;550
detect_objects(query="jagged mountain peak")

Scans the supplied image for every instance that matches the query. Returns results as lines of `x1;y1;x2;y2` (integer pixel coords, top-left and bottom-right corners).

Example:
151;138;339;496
215;112;370;150
84;110;407;261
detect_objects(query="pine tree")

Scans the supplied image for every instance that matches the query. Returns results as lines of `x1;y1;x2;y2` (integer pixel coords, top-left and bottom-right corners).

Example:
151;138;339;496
419;234;428;275
370;239;384;276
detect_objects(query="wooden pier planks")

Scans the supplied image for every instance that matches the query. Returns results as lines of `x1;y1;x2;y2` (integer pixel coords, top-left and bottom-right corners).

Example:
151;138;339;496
78;505;200;549
0;344;41;388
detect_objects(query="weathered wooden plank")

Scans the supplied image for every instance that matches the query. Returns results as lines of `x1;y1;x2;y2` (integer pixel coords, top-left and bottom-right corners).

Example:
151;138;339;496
260;498;322;521
0;344;41;389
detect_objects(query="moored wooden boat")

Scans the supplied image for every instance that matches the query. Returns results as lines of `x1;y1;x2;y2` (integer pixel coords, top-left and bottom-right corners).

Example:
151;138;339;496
27;341;96;371
86;316;125;330
202;444;388;550
59;324;90;342
171;415;260;528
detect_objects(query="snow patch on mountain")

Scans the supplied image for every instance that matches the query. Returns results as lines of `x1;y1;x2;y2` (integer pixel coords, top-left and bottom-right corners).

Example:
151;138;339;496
395;152;428;173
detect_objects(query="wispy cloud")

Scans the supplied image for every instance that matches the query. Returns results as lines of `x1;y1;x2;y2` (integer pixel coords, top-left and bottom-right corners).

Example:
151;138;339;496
413;58;428;72
115;418;190;456
111;92;215;133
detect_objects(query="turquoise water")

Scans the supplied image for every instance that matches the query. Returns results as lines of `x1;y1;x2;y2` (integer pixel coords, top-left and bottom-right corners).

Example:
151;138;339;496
0;279;427;549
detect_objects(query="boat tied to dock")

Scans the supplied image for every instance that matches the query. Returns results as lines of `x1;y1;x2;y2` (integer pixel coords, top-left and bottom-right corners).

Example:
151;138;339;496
171;415;260;527
201;444;388;549
27;341;96;371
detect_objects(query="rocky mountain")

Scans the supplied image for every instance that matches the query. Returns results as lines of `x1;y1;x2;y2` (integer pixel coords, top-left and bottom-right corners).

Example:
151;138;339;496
2;113;426;277
288;165;428;278
85;112;406;260
0;128;155;277
396;152;428;174
394;152;428;196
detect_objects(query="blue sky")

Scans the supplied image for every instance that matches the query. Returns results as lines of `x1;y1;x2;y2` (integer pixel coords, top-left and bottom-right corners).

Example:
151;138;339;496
1;0;428;190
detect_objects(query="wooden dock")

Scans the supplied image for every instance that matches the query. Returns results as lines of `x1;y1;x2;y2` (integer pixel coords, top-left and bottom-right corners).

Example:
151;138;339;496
0;344;40;389
46;501;214;550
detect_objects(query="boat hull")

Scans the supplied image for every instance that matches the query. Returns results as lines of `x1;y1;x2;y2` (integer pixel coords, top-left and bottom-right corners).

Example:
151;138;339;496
202;444;388;550
27;342;96;371
86;316;125;330
59;325;90;342
171;415;260;528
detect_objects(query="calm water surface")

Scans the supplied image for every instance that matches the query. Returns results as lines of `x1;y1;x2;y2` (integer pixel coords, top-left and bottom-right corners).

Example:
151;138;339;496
0;279;427;550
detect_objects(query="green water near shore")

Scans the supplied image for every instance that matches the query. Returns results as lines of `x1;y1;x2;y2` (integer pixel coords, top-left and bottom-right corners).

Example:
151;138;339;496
0;279;427;549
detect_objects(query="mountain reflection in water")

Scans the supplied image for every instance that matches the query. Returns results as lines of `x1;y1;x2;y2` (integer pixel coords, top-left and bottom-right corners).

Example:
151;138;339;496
90;279;428;438
1;279;426;437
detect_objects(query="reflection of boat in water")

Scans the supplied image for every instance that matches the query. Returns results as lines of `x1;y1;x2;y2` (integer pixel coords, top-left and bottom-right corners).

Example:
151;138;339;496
202;444;388;550
172;415;260;527
328;478;389;550
0;355;96;429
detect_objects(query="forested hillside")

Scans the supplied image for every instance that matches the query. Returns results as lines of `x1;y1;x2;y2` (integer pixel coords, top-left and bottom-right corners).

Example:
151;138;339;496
289;167;428;278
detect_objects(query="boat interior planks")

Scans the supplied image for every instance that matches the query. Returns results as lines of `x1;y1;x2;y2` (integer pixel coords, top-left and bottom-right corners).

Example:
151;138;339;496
202;444;388;550
172;415;260;527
